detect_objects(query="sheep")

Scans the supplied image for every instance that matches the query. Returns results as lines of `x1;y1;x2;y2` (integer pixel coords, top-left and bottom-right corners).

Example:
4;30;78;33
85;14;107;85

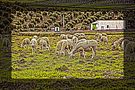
102;33;107;36
39;39;49;51
55;40;70;56
30;38;38;54
125;41;135;57
38;37;50;49
21;38;31;48
72;36;79;46
69;39;98;59
112;37;134;50
33;35;38;39
74;33;86;40
112;37;124;50
55;37;77;56
95;33;102;42
100;36;108;44
67;34;74;39
60;34;68;40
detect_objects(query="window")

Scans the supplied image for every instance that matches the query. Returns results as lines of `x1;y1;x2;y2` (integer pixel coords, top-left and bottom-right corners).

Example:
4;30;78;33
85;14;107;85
107;25;109;28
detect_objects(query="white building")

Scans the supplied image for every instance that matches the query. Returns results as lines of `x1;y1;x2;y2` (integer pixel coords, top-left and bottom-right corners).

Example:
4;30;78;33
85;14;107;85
91;20;125;30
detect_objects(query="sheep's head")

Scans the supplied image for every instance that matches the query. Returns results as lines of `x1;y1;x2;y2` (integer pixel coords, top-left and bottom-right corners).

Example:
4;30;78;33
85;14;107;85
33;35;38;39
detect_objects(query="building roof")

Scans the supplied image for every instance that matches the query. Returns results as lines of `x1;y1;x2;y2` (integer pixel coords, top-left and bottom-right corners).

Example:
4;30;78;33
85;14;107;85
92;20;125;24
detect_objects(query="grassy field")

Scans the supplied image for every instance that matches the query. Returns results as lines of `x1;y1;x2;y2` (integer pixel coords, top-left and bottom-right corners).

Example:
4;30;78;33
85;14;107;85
11;32;124;79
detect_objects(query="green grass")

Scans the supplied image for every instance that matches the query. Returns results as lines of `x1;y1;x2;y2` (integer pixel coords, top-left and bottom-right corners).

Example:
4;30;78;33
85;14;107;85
11;32;125;79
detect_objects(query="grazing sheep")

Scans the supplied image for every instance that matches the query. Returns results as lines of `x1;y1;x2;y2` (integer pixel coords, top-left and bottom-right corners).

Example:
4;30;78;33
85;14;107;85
72;36;79;46
74;33;86;40
39;39;49;51
102;33;107;36
55;40;70;55
60;34;68;40
112;37;124;50
55;37;77;56
30;38;38;54
69;39;98;59
95;33;102;42
100;36;108;44
67;34;74;39
21;38;31;48
112;37;134;50
33;35;38;39
74;33;80;37
38;37;50;49
125;41;135;57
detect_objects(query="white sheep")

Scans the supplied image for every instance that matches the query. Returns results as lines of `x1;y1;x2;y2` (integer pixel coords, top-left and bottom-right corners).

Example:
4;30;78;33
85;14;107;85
112;37;134;50
69;39;98;59
30;38;38;54
60;34;68;40
38;37;50;49
95;33;102;42
72;36;79;46
100;36;108;44
39;39;49;51
21;38;31;48
55;40;69;56
67;34;74;39
74;33;86;40
33;35;38;39
112;37;124;50
102;33;107;36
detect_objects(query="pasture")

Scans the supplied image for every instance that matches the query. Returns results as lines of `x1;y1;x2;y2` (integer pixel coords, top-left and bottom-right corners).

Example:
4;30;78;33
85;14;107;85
11;32;124;79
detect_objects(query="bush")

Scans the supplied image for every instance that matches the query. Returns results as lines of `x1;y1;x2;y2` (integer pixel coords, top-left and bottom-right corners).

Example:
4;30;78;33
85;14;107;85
28;23;34;28
47;19;53;24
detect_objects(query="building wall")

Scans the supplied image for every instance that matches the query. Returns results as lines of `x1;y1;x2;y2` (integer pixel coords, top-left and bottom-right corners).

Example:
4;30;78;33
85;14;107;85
91;20;125;30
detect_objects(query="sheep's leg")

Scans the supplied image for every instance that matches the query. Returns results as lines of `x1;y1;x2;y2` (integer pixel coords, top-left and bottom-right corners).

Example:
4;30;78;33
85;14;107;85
91;46;96;59
80;49;85;58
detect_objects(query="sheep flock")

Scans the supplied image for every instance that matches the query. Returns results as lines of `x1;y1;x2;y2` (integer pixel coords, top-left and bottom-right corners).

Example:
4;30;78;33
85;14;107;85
18;32;135;59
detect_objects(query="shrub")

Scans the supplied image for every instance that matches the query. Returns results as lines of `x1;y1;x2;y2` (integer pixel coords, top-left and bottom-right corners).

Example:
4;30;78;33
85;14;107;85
28;23;34;28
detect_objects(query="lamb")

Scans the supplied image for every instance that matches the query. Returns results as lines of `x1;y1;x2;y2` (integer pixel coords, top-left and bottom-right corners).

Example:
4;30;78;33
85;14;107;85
30;38;38;54
39;39;49;51
112;37;134;50
55;37;77;56
100;36;108;44
125;41;135;57
60;34;68;40
74;33;86;40
69;39;98;59
55;40;70;56
67;34;74;39
112;37;124;50
72;36;79;46
21;38;31;48
102;33;107;36
38;37;50;49
33;35;38;39
95;33;102;42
